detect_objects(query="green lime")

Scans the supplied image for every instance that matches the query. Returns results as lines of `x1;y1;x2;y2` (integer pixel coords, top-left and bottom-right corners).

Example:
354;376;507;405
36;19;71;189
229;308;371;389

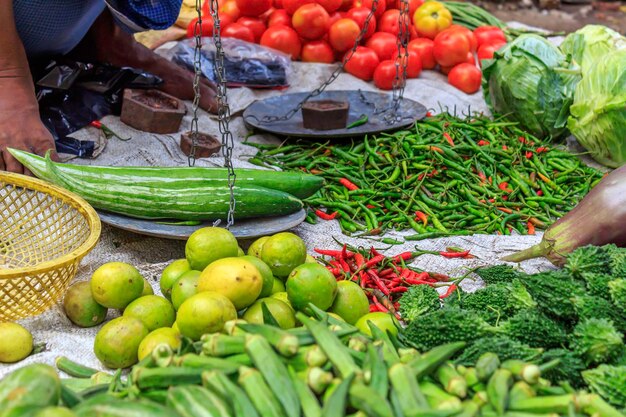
172;321;180;334
90;262;144;310
160;259;190;300
35;407;77;417
237;247;245;256
176;292;237;341
0;323;32;363
240;255;274;298
305;255;317;263
171;270;201;310
271;277;286;294
270;291;294;311
198;257;262;310
286;263;337;312
137;328;182;361
329;280;370;325
242;298;295;329
141;279;154;296
185;227;239;271
123;295;176;331
261;233;307;278
247;236;270;258
63;281;107;328
94;316;148;369
355;312;398;337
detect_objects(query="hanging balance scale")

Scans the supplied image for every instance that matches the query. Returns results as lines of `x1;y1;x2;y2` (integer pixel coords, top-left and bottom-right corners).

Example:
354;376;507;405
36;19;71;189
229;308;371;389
243;0;428;138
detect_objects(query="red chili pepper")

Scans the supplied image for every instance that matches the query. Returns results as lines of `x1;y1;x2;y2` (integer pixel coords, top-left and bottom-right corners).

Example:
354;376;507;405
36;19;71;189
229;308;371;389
439;250;471;258
502;196;509;201
367;271;390;296
309;169;323;175
392;252;414;263
443;132;454;147
390;286;408;294
90;120;103;129
498;182;513;193
366;204;376;209
414;211;428;227
477;140;490;146
417;173;425;181
354;253;365;269
488;198;496;203
440;284;457;299
364;255;385;269
404;278;432;286
341;244;348;260
339;178;359;191
527;221;536;235
525;151;533;159
536;146;548;154
372;298;389;313
518;136;527;144
328;268;342;277
477;172;487;183
379;268;395;277
429;146;444;154
502;145;508;151
425;111;433;117
314;248;343;257
536;190;544;196
339;258;350;272
429;272;450;281
315;210;338;220
370;247;382;257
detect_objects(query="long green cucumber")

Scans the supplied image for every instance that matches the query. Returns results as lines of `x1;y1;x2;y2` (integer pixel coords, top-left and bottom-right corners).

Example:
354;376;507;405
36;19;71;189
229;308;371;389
72;397;180;417
166;385;231;417
8;148;323;199
0;364;61;410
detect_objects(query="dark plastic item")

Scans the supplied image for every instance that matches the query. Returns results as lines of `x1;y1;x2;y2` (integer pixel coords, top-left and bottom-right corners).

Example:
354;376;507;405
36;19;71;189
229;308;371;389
120;89;186;134
180;131;221;158
301;100;350;130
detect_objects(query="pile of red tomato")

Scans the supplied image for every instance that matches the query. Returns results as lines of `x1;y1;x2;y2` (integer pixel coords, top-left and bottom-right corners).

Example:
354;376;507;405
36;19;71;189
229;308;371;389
189;0;508;95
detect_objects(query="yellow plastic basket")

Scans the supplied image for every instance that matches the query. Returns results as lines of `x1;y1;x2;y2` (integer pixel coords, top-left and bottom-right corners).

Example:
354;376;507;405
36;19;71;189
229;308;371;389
0;171;101;322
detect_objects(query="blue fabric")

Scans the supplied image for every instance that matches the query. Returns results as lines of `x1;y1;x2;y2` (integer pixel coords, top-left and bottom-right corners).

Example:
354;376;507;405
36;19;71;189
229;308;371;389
106;0;183;32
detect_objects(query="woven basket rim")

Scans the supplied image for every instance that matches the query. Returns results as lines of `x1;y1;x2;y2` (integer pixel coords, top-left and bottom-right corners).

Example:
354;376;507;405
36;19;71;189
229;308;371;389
0;171;101;279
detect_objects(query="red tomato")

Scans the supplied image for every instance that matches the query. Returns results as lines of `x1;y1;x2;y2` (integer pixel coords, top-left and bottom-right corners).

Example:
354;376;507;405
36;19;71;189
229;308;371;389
292;4;330;40
219;1;241;20
237;17;267;42
474;26;506;49
477;41;505;65
235;0;272;17
302;40;336;63
259;7;275;22
344;46;380;80
268;9;291;26
402;48;422;78
373;59;397;90
409;25;419;39
328;11;345;27
433;28;470;67
353;0;386;19
283;0;316;15
339;0;353;10
440;64;453;75
186;16;222;38
365;32;398;61
408;38;435;69
387;0;423;14
464;52;476;65
222;22;255;42
317;0;343;13
260;25;302;58
447;25;477;52
448;63;482;94
275;0;283;7
346;7;377;39
328;18;361;52
378;9;400;36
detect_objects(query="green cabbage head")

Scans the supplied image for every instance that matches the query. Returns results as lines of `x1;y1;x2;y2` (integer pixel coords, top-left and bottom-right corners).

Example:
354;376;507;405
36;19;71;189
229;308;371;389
482;35;580;140
561;25;626;74
567;50;626;168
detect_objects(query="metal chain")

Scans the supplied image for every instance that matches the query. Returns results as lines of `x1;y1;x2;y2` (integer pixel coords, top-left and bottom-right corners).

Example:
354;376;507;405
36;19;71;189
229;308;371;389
386;0;410;125
188;0;203;167
259;0;380;124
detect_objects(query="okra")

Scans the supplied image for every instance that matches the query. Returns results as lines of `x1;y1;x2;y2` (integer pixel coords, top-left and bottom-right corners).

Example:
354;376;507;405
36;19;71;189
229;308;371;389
56;357;99;379
366;344;389;399
289;368;323;417
389;388;407;417
238;366;287;417
348;336;369;352
172;354;240;374
73;396;175;417
487;369;513;415
222;353;253;366
369;325;400;365
476;353;500;381
455;400;481;417
223;319;248;336
509;394;578;414
461;367;480;388
501;359;541;384
579;393;625;417
307;303;358;331
237;323;299;357
167;384;231;417
389;363;428;414
349;383;395;417
322;373;355;417
408;342;466;378
419;380;462;411
287;346;328;372
435;362;468;398
299;367;334;394
509;381;537;404
287;326;357;346
203;371;260;417
60;383;83;408
201;334;246;357
131;367;205;390
398;348;419;363
323;378;343;404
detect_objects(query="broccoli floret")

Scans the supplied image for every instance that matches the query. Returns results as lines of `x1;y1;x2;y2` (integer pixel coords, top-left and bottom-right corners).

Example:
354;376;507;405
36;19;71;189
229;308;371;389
500;309;567;349
398;285;440;323
454;335;543;366
581;273;614;300
570;318;624;366
540;349;586;388
609;279;626;315
582;365;626;408
475;264;522;285
521;270;585;321
606;245;626;277
402;308;490;351
572;295;626;333
565;245;612;278
461;282;535;325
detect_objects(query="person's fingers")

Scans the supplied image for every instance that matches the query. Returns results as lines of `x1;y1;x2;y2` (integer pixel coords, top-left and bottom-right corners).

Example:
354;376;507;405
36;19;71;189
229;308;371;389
0;151;6;172
201;77;218;94
3;151;25;175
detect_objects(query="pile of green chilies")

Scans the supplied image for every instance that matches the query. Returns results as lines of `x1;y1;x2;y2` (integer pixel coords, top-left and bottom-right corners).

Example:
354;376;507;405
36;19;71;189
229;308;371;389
249;113;605;239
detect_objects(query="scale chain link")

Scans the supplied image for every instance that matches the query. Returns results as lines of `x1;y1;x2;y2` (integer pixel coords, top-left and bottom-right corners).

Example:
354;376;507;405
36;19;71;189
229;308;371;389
386;0;410;125
188;0;203;167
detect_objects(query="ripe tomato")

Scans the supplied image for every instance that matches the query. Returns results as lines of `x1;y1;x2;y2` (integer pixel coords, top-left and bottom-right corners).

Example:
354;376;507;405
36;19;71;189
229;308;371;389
448;63;481;94
448;25;477;52
352;0;386;19
344;46;380;80
464;52;475;65
275;0;283;7
235;0;272;17
219;1;241;20
187;16;227;38
378;9;400;36
328;18;361;52
373;59;397;90
302;40;335;63
268;9;291;26
365;32;398;61
237;17;267;42
387;0;423;14
283;0;316;15
433;28;470;67
317;0;343;13
260;25;302;58
474;26;506;49
292;4;330;40
339;0;353;10
477;41;506;64
222;22;255;43
408;38;435;69
259;7;275;22
328;11;345;27
402;48;422;78
346;7;377;39
413;1;452;39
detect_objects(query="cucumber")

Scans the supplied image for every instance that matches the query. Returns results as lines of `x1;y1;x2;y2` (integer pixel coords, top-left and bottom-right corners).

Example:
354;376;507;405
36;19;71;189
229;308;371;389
166;385;231;417
72;397;179;417
8;149;323;199
0;364;61;410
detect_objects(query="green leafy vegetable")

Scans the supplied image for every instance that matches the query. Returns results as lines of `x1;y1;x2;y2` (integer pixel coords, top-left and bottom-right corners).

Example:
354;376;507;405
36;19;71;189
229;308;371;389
454;336;543;366
582;365;626;408
540;349;586;388
608;279;626;315
462;283;535;325
572;296;626;333
570;318;624;366
581;273;615;300
521;271;585;321
565;245;613;279
475;265;522;285
398;285;440;323
560;25;626;74
499;309;567;349
607;245;626;276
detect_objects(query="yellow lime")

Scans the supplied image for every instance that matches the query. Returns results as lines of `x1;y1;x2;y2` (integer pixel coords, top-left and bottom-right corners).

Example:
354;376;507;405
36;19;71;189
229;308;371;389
270;291;294;310
90;262;144;310
0;323;33;363
197;257;262;310
329;281;370;325
141;279;154;296
137;328;182;361
242;298;295;329
35;407;77;417
240;255;274;298
123;295;176;331
247;236;270;258
305;255;317;263
237;247;245;256
171;270;201;310
94;316;148;369
63;281;107;328
271;277;285;294
160;259;191;300
172;321;180;334
185;227;239;271
286;263;337;312
176;292;237;340
355;312;398;337
261;232;307;278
